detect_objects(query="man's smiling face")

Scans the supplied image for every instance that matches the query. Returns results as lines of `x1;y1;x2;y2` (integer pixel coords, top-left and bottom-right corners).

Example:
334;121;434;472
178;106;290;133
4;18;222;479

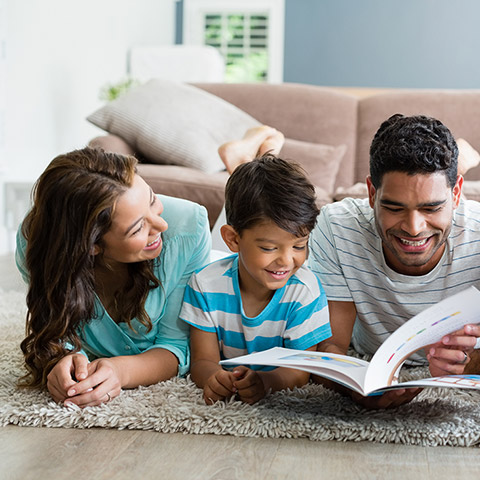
367;171;463;276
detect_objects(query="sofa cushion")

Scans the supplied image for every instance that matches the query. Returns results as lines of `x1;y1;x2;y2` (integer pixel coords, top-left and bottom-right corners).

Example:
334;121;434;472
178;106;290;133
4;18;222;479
462;181;480;202
87;79;260;174
280;138;346;194
314;185;334;209
333;182;368;202
195;83;359;189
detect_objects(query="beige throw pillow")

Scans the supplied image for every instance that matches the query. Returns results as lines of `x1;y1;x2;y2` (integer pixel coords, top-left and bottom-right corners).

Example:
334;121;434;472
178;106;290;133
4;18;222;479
87;79;261;173
280;138;347;194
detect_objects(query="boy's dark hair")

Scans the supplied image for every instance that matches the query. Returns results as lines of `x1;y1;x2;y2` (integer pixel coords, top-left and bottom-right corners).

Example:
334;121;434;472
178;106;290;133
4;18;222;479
369;114;458;189
224;153;319;237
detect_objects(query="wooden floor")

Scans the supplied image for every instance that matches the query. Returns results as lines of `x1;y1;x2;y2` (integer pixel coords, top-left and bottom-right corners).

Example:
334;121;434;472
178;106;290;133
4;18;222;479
1;253;480;480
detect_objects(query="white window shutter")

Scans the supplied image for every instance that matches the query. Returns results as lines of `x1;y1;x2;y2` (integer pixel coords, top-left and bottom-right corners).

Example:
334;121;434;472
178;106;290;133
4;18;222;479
183;0;284;83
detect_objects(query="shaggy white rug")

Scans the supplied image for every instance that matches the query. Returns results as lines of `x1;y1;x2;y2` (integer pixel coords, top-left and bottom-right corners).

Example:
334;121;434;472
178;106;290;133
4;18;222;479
1;290;480;447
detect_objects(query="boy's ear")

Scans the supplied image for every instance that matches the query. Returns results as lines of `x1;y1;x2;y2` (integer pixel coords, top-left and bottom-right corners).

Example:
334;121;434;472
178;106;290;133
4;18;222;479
220;225;240;253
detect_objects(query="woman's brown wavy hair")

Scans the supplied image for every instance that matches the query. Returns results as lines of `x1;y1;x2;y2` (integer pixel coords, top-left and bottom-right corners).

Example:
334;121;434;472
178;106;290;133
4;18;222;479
19;147;160;388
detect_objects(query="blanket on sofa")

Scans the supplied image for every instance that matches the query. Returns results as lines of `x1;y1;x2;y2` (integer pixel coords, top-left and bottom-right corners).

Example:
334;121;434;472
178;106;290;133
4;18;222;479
1;290;480;447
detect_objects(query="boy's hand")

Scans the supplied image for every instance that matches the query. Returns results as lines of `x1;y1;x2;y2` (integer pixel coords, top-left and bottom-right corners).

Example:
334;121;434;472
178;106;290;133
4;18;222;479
203;369;237;404
232;366;267;405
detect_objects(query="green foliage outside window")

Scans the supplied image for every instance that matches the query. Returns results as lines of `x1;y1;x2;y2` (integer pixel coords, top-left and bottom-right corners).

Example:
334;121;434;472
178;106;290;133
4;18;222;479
205;13;269;83
224;52;268;82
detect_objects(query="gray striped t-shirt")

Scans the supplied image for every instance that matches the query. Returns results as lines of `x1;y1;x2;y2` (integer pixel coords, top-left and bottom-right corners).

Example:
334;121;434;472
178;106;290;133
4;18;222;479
309;197;480;365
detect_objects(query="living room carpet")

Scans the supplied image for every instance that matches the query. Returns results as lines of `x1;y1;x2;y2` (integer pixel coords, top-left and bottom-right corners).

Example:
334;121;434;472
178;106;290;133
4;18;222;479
1;290;480;447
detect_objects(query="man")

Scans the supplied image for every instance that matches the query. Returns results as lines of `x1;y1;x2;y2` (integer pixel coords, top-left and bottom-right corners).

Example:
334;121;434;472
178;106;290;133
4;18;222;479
220;117;480;407
309;114;480;407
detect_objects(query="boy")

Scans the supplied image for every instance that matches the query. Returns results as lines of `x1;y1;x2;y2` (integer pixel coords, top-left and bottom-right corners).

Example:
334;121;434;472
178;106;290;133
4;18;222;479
180;154;332;405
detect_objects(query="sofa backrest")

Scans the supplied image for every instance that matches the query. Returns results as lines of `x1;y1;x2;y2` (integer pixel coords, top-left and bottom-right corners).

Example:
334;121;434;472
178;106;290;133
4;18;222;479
195;82;358;189
356;90;480;183
197;83;480;191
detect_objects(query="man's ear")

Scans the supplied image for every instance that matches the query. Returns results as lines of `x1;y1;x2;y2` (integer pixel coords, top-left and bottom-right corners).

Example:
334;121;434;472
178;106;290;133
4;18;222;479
452;174;464;208
366;176;376;208
220;225;240;253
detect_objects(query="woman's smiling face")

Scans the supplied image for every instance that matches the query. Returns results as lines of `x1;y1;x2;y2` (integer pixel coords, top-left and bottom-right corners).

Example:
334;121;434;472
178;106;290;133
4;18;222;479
98;174;168;266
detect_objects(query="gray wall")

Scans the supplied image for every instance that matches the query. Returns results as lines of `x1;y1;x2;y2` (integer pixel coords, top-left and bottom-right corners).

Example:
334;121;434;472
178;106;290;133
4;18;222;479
284;0;480;88
176;0;480;88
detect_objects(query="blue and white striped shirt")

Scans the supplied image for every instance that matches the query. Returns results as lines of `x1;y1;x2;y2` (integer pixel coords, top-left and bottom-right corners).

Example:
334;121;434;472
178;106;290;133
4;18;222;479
309;197;480;365
180;255;331;370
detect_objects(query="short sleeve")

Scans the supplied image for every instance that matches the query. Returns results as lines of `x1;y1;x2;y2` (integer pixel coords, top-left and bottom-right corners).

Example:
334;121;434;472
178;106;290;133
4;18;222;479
283;272;332;350
308;206;353;301
180;272;217;333
15;225;29;284
145;199;211;375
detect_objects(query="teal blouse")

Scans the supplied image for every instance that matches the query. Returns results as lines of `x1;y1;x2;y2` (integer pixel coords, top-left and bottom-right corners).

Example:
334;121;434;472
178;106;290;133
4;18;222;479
15;195;211;375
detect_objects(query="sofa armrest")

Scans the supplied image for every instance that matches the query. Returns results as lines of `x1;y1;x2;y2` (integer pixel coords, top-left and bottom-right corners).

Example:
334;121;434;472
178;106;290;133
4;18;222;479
88;134;137;156
88;135;228;228
88;135;334;227
137;164;228;229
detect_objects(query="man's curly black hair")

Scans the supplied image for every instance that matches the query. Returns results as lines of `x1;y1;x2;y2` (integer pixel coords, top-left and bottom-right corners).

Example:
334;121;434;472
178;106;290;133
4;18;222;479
369;114;458;189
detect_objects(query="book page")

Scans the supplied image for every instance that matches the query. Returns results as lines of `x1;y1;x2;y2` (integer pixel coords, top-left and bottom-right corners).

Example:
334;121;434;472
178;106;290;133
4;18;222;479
374;374;480;393
220;347;370;394
364;286;480;393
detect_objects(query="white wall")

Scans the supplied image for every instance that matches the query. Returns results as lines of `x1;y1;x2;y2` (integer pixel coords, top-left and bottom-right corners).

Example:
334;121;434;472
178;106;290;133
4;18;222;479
0;0;177;253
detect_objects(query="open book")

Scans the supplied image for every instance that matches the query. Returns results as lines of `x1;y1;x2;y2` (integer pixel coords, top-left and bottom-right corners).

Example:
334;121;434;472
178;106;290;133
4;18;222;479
220;286;480;396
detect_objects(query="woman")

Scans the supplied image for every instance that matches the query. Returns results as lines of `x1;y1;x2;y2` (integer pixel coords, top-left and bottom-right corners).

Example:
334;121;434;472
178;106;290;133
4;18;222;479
16;147;211;407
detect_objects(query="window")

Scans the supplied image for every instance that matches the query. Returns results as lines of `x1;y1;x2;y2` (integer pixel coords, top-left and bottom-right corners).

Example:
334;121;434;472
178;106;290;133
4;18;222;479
183;0;285;83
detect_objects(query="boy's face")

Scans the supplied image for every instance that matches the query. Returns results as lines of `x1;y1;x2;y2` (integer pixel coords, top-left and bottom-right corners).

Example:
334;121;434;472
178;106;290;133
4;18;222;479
234;220;309;296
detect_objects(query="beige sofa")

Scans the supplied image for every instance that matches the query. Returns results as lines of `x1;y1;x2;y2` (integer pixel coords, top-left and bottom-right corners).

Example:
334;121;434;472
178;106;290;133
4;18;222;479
89;83;480;228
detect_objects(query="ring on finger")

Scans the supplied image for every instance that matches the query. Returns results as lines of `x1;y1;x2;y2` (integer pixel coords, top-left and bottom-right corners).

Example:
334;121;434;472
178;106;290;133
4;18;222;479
106;392;112;402
461;351;469;364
